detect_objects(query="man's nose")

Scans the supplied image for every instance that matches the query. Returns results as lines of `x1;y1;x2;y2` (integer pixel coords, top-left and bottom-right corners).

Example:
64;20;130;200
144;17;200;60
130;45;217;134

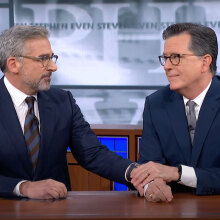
46;59;57;72
163;58;173;70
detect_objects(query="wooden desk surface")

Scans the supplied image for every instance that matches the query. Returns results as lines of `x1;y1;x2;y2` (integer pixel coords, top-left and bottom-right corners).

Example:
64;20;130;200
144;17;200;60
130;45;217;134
1;191;220;220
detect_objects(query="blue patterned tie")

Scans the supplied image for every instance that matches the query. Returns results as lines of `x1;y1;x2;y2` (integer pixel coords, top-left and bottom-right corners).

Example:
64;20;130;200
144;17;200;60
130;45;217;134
24;96;40;170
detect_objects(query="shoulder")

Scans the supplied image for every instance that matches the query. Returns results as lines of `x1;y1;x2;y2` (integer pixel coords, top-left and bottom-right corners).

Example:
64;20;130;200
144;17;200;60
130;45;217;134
211;75;220;88
147;85;172;104
38;87;75;104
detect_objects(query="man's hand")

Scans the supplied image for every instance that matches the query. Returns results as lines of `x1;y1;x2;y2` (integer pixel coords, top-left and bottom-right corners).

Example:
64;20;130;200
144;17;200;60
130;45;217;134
135;184;144;197
131;161;179;187
144;178;173;203
20;179;68;199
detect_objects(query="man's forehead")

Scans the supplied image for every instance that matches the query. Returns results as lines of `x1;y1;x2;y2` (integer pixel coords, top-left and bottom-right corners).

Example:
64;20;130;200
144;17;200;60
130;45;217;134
23;38;52;54
163;33;191;53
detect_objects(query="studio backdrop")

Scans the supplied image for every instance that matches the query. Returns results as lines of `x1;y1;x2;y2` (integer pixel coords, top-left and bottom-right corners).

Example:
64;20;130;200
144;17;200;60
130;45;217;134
0;0;220;124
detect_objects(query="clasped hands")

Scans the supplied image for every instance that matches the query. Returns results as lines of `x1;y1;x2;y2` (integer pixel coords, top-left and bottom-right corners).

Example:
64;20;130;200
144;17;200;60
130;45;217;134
130;161;179;203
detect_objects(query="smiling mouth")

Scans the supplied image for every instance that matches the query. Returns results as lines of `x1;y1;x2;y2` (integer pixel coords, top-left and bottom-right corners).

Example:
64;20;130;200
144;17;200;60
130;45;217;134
41;73;52;79
167;74;179;78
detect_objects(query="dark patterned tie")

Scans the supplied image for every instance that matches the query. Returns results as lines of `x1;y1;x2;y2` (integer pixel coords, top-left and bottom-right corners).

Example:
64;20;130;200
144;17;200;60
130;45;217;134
186;100;197;144
24;96;40;170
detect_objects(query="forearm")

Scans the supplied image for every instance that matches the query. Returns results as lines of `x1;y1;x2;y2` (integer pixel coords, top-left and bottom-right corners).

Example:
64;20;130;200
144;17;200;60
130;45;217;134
0;174;24;196
195;168;220;195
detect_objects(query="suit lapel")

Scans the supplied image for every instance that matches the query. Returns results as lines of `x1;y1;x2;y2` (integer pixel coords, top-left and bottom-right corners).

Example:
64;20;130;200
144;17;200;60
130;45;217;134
191;76;220;167
165;90;192;165
33;91;54;178
0;78;32;177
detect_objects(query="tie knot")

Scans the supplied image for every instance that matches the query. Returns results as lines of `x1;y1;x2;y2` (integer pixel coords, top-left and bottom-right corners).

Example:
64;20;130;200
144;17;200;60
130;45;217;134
25;96;35;108
187;100;196;111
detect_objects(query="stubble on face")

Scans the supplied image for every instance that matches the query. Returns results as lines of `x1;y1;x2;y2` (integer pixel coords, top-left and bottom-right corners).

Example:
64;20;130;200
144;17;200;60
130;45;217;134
21;67;52;93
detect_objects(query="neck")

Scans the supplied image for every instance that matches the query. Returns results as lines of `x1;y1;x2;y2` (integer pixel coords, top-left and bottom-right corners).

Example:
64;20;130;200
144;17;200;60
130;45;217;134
5;74;38;96
177;76;212;100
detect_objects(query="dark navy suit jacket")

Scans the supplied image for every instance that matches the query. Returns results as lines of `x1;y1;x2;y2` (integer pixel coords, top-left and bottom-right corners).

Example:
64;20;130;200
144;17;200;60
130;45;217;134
0;77;132;197
138;75;220;195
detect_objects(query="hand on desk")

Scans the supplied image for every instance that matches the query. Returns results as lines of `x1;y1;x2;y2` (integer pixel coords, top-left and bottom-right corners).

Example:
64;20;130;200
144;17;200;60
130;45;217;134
131;161;179;187
130;161;176;202
20;179;67;199
144;178;173;202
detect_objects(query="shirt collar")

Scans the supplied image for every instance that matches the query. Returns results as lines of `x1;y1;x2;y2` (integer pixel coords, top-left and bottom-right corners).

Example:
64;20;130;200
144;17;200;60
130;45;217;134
4;76;38;107
183;80;212;107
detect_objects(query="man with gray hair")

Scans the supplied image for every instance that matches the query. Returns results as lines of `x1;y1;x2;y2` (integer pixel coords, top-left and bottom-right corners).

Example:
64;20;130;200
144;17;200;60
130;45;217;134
131;23;220;202
0;25;138;199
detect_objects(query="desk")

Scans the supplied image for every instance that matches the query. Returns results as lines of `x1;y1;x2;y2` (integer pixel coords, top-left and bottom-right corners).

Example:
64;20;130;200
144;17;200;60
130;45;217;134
0;191;220;220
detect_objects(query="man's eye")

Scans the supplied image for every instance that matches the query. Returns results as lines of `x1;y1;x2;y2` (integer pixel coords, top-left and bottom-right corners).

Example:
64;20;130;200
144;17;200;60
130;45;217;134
41;55;50;60
171;54;179;58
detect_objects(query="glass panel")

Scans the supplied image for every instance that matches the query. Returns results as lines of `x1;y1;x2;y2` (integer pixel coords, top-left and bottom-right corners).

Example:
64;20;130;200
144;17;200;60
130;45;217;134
137;136;142;157
114;182;128;191
98;136;128;191
13;0;168;86
13;0;220;124
0;8;9;33
0;0;8;3
99;137;114;151
115;137;127;152
66;89;156;125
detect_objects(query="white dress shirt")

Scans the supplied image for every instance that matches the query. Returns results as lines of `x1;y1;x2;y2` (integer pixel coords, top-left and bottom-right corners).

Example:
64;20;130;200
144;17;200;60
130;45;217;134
4;77;40;196
4;77;40;132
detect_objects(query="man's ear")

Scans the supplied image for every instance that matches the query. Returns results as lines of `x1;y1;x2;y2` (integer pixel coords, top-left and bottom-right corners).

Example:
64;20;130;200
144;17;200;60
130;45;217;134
6;57;22;73
201;54;212;73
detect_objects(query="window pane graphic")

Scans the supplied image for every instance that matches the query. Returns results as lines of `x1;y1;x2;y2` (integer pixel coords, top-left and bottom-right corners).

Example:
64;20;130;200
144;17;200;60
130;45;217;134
99;136;128;191
67;136;128;190
0;8;9;33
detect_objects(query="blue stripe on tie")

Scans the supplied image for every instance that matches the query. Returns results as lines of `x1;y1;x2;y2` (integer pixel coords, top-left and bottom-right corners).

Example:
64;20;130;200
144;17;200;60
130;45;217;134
25;114;34;125
25;125;37;140
31;151;39;163
28;135;40;152
25;122;39;137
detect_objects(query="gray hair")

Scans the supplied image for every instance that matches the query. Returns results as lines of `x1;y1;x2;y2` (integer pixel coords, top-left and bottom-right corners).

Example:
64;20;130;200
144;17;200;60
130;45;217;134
0;25;49;72
162;23;218;75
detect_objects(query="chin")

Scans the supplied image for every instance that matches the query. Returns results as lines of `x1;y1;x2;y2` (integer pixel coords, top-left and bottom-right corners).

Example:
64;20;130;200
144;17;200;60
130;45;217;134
38;83;50;91
169;83;180;91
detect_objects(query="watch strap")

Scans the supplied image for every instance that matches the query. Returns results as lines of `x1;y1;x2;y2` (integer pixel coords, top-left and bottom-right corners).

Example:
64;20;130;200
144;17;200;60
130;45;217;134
126;162;139;182
177;165;182;182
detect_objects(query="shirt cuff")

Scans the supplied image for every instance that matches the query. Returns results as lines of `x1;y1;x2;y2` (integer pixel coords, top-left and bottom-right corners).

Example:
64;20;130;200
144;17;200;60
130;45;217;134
144;181;154;197
125;164;132;182
178;165;197;188
13;180;27;197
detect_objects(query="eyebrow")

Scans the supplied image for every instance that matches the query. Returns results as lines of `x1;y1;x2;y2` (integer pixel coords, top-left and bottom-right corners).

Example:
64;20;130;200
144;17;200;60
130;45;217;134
38;53;53;57
163;53;180;56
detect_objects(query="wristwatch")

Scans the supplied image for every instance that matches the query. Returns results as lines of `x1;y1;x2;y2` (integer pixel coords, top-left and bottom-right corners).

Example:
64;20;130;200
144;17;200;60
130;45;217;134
177;165;182;182
126;162;139;182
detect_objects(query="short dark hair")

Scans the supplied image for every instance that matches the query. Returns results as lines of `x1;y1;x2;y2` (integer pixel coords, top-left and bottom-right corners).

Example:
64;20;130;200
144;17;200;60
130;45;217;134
163;23;218;74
